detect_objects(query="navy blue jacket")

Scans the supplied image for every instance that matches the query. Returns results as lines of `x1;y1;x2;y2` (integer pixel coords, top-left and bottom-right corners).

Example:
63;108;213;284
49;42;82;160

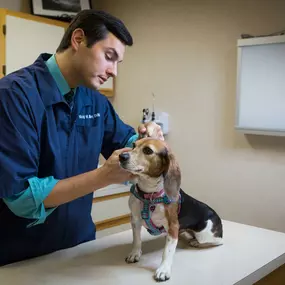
0;53;135;266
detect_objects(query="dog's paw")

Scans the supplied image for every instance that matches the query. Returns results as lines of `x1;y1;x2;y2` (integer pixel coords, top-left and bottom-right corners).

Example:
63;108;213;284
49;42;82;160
154;264;171;282
125;249;142;263
188;239;200;248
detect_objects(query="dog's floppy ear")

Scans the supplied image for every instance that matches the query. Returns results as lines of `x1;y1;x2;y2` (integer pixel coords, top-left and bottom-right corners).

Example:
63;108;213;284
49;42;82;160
158;147;170;177
160;146;181;201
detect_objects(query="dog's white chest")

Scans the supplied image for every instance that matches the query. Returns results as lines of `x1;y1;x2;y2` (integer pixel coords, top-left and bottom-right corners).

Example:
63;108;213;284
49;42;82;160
148;203;167;227
139;201;167;231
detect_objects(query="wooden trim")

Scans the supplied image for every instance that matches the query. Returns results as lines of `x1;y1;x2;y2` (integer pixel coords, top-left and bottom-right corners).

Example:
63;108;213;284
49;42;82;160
99;88;114;97
99;77;115;97
4;9;68;28
255;263;285;284
0;9;6;78
93;191;130;203
95;214;131;231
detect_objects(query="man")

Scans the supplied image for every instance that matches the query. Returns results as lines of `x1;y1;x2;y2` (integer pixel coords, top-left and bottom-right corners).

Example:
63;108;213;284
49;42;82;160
0;9;163;266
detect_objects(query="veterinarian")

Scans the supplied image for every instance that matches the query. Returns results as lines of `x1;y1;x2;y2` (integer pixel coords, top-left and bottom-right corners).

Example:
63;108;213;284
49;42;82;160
0;9;163;266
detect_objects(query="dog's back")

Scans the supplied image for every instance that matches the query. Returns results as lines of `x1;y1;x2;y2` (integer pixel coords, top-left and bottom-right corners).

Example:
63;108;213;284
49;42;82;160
178;189;223;245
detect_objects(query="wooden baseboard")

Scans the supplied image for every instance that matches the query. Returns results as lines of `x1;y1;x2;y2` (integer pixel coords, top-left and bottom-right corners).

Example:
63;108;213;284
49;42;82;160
93;191;130;203
95;214;131;231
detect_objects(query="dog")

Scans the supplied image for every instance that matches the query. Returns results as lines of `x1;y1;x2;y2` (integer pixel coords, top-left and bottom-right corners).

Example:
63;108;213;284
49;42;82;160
119;138;223;282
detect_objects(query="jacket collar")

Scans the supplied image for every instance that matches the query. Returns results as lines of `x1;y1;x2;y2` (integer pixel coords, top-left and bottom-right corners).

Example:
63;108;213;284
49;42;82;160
33;53;92;107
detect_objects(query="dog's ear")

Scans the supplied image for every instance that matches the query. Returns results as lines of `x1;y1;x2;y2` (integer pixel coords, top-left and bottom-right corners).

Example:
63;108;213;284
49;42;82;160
158;147;170;177
160;147;181;201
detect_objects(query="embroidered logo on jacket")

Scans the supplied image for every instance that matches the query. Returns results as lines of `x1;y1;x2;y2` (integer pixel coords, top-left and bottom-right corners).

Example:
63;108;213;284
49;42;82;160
78;113;100;119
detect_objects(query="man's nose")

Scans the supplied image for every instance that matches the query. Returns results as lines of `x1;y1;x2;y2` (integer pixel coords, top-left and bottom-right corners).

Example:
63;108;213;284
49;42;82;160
119;152;130;162
107;62;118;77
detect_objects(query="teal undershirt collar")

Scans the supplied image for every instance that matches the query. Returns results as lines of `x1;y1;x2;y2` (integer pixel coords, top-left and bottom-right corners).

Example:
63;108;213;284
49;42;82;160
45;54;72;96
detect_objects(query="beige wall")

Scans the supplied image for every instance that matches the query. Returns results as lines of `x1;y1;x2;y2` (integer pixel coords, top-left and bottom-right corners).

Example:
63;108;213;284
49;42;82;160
93;0;285;232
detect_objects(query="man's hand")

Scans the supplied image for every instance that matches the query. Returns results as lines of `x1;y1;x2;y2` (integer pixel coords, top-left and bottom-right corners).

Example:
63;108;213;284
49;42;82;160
138;121;164;141
101;148;136;184
44;147;136;208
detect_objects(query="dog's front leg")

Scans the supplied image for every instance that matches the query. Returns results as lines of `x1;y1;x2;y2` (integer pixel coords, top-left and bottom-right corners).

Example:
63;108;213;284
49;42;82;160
125;195;143;263
155;203;179;282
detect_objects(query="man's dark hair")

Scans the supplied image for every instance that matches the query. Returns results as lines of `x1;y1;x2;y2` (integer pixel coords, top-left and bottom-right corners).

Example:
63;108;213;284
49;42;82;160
56;10;133;52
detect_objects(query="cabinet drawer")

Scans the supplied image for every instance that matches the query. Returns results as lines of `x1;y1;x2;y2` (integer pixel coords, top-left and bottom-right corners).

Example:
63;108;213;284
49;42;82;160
91;196;130;223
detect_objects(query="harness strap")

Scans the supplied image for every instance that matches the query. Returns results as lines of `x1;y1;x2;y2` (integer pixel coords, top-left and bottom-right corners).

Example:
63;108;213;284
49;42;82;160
130;184;181;236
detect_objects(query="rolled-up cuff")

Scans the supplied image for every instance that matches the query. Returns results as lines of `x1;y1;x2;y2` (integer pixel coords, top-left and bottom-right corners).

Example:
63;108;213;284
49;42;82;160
3;176;59;227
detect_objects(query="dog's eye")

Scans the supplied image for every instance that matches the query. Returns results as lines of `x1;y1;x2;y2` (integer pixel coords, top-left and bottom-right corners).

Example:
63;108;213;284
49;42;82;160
143;147;153;155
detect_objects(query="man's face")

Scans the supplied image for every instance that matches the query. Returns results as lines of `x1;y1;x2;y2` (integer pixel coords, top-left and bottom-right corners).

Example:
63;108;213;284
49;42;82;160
74;32;125;89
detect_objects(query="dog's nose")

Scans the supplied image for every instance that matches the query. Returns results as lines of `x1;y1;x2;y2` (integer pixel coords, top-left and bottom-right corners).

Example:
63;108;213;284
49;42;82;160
119;152;130;162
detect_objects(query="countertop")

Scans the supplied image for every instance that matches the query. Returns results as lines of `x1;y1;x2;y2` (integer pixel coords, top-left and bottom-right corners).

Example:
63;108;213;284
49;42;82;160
1;220;285;285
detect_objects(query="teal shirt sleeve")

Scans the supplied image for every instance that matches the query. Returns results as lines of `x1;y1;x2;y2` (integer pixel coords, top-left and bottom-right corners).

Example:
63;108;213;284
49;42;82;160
3;176;59;228
125;134;139;148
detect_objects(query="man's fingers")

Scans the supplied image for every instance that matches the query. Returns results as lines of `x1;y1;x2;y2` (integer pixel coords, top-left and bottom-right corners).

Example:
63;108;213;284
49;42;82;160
115;147;132;154
138;124;147;133
138;121;164;140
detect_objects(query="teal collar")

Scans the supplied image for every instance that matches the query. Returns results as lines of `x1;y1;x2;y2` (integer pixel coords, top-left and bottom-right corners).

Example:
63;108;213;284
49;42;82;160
45;54;71;96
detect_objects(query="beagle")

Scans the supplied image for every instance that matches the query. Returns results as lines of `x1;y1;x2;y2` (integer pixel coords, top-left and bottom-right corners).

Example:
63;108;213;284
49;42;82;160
119;138;223;282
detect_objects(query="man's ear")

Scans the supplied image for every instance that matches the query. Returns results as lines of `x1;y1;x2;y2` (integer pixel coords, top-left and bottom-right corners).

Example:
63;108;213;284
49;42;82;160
71;28;86;51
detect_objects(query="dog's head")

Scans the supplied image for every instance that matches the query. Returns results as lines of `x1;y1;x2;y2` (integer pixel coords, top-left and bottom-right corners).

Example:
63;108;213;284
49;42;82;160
119;138;181;198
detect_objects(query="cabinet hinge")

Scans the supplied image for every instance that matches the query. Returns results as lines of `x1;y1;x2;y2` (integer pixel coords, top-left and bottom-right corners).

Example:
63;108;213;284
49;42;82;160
2;65;6;76
2;24;6;35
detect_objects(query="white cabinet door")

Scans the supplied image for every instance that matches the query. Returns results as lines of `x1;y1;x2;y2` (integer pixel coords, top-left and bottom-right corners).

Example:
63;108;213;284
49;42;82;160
6;15;65;74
